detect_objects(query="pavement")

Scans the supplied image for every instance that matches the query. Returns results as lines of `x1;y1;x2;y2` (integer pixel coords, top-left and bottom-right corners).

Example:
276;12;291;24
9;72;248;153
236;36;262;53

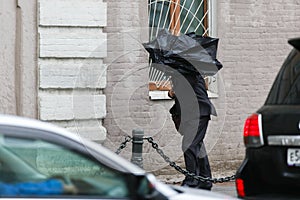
157;174;237;198
212;181;237;198
157;175;238;198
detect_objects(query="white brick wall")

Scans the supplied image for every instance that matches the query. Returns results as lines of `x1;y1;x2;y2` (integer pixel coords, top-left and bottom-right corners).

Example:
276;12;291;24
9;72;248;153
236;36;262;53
39;93;106;120
38;0;107;141
209;0;300;176
39;0;107;27
39;59;106;89
39;27;107;58
0;0;38;117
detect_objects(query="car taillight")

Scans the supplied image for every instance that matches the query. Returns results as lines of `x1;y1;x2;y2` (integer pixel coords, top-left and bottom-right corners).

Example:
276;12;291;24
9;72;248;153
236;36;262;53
243;114;264;147
236;178;245;198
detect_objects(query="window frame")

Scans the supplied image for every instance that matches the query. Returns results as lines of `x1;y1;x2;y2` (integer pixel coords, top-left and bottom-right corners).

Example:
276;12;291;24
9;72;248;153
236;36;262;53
0;128;133;198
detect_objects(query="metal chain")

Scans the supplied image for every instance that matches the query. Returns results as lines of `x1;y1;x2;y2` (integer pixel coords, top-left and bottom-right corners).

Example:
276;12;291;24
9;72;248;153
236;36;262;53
144;136;236;184
115;135;132;155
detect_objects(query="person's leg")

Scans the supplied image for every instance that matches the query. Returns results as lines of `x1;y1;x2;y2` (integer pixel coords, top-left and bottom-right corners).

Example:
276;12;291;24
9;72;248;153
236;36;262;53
181;120;199;187
181;148;199;187
197;144;212;190
181;117;211;187
182;145;212;189
182;116;212;189
196;117;212;190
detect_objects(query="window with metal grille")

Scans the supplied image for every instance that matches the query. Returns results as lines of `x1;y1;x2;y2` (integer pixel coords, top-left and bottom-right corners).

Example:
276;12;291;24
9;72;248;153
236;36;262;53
148;0;218;100
149;0;208;39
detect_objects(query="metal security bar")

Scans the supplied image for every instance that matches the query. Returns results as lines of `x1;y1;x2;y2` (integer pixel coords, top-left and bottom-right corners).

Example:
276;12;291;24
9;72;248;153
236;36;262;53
148;0;209;39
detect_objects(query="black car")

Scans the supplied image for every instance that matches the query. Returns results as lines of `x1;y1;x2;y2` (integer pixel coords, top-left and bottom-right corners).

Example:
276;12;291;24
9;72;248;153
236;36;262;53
236;37;300;199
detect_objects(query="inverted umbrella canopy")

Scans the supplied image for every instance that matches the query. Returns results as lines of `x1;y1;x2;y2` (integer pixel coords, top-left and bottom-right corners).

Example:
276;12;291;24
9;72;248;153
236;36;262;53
143;29;223;76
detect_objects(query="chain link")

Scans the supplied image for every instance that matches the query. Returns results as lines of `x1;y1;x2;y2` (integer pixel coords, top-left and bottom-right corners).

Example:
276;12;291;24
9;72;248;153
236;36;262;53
115;135;236;183
144;136;236;184
115;135;132;155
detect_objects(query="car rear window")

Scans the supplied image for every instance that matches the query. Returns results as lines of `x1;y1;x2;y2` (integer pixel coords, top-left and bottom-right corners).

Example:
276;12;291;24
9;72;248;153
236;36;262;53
265;49;300;105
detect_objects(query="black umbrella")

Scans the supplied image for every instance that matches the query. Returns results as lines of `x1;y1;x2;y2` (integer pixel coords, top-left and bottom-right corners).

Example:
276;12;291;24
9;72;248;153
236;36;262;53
143;29;223;76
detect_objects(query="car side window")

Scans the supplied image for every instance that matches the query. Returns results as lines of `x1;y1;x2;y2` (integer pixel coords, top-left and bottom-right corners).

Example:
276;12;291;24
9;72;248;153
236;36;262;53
266;49;300;105
283;73;300;104
0;135;129;198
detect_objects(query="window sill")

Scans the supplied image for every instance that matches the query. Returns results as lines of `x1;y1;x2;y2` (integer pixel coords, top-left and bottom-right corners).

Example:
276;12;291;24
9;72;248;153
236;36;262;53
149;90;218;100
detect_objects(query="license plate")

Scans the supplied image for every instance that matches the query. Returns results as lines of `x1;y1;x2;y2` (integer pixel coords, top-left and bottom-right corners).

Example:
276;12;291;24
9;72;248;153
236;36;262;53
287;149;300;166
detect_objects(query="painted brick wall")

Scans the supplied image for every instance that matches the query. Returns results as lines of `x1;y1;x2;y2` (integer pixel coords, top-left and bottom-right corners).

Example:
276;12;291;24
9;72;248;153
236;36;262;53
210;0;300;176
0;0;37;117
104;0;300;181
0;1;17;115
38;0;107;142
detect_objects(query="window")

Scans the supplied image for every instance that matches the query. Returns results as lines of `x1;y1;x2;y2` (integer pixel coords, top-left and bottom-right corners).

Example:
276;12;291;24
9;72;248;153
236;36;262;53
266;49;300;105
149;0;208;39
148;0;218;100
0;135;129;197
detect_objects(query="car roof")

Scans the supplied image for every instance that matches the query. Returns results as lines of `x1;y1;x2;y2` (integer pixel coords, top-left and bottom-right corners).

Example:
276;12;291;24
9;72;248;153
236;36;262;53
288;37;300;51
0;114;145;174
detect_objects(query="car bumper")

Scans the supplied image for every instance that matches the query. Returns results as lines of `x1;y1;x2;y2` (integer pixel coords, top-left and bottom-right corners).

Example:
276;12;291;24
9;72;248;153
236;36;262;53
236;146;300;197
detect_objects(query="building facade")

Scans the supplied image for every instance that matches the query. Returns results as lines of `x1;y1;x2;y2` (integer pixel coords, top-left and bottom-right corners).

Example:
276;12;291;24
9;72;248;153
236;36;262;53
1;0;300;179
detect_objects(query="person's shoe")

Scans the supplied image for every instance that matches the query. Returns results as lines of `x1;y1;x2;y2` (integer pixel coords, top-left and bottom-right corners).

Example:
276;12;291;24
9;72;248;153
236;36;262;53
181;178;199;188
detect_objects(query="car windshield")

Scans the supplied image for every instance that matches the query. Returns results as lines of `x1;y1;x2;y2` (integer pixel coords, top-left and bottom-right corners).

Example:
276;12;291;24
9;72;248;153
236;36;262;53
0;134;130;197
265;49;300;105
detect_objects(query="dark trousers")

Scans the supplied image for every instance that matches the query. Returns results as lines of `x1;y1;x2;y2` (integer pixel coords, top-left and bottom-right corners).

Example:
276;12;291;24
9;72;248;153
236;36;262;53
181;116;212;189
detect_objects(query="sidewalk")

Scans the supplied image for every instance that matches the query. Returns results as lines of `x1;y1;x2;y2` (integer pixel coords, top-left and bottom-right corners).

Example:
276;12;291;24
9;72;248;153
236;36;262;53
157;174;237;198
212;182;237;198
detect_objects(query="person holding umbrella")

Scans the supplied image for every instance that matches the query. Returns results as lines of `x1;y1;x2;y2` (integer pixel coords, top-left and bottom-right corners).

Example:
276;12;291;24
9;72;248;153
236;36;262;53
143;29;222;190
168;70;216;190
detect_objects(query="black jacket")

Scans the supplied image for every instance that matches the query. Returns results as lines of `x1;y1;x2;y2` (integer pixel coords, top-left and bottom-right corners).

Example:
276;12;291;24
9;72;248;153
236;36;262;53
169;72;216;129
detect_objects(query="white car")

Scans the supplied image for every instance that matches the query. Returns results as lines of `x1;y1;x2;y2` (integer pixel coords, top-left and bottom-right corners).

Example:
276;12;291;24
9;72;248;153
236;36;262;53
0;114;236;199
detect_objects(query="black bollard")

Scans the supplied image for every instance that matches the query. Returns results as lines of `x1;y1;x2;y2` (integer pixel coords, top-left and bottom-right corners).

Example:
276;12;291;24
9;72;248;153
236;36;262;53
131;129;144;168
